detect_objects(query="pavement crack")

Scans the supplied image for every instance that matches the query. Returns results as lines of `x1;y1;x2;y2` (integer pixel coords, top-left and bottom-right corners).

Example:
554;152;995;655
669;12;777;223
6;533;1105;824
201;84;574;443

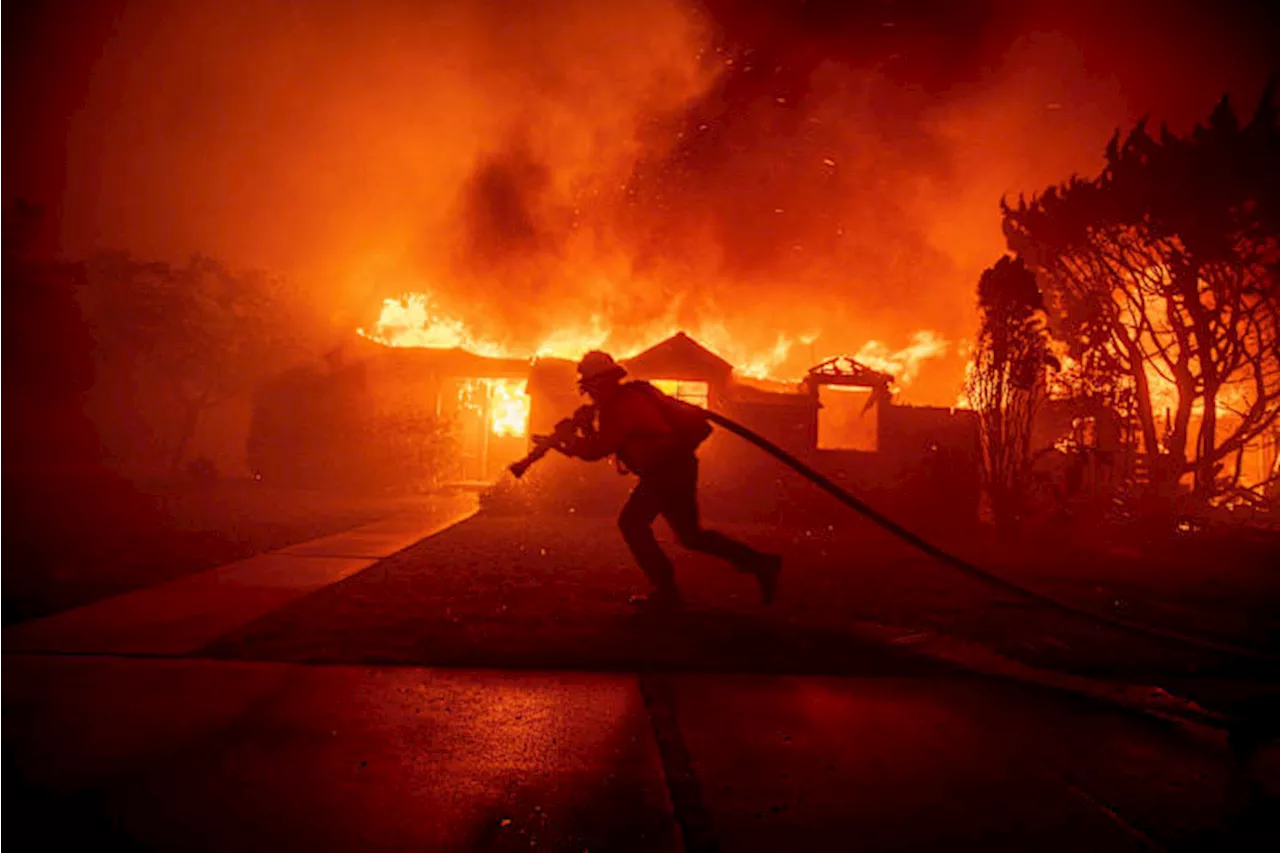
638;673;720;853
1056;772;1167;852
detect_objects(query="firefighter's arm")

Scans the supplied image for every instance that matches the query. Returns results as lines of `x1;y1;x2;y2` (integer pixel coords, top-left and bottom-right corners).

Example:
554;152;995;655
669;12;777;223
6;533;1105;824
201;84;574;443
562;427;615;461
531;406;589;453
562;404;627;461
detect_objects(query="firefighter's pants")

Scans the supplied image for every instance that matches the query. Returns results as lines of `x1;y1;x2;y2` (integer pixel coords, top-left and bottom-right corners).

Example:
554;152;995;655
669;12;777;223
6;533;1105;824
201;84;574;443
618;453;766;593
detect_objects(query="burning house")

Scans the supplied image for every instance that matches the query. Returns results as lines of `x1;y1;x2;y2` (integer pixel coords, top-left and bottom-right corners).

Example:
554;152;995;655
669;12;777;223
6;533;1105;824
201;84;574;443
708;352;980;527
250;321;978;527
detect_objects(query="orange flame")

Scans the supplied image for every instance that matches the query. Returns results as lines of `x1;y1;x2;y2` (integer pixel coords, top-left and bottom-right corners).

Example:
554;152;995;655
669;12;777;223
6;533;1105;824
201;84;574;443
457;377;531;437
359;292;945;390
489;379;530;437
853;330;949;387
358;293;509;357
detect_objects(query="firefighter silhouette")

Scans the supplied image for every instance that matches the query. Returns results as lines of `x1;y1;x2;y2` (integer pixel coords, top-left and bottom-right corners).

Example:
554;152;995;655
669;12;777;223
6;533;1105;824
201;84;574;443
561;351;782;611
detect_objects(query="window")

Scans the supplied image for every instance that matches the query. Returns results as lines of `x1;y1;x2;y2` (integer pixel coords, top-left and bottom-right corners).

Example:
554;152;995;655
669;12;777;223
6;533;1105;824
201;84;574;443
817;385;878;451
650;379;710;410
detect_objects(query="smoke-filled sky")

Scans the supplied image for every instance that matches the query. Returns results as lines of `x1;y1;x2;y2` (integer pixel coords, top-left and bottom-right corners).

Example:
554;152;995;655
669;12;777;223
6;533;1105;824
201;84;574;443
6;0;1278;402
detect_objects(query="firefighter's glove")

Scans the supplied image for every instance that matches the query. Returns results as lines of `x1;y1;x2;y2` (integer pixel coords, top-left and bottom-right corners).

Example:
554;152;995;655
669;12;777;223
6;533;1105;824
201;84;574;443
550;417;579;447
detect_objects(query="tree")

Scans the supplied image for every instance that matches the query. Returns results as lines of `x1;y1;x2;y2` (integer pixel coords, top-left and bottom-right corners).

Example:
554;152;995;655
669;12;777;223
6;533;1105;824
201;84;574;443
965;256;1055;535
1003;83;1280;503
82;253;310;475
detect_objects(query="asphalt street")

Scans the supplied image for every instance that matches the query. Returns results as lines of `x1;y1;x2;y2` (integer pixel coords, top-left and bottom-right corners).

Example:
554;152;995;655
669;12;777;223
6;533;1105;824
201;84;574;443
5;508;1277;851
8;654;1273;851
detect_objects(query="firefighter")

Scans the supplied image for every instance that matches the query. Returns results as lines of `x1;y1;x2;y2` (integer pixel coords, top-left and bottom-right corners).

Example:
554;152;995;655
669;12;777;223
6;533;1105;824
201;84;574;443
560;350;782;612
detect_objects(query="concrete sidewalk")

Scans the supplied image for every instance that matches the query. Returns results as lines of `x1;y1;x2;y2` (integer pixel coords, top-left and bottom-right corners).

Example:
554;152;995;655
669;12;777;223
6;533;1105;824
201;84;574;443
2;495;476;656
6;654;1274;851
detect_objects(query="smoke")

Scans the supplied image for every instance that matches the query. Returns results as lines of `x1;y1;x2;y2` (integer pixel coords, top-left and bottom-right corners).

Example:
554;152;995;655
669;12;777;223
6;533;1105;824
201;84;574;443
16;0;1280;403
462;146;553;265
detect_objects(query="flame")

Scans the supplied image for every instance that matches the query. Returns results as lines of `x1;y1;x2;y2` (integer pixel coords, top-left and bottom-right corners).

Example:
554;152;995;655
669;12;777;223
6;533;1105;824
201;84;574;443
489;379;530;437
360;292;943;390
683;322;816;381
361;294;625;362
852;331;949;387
457;377;531;437
358;293;508;358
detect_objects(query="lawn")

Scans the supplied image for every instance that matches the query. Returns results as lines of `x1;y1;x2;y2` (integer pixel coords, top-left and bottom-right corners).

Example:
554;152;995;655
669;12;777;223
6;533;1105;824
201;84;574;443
205;506;1280;693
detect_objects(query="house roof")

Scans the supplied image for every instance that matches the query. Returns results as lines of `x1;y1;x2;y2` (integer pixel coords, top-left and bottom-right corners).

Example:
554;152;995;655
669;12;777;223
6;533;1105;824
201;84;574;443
527;356;579;396
805;355;892;388
623;332;734;381
731;384;815;407
355;336;531;379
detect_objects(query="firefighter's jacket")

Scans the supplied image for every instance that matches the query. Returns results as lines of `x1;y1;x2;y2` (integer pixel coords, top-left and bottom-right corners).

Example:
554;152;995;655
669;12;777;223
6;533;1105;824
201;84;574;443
564;383;693;476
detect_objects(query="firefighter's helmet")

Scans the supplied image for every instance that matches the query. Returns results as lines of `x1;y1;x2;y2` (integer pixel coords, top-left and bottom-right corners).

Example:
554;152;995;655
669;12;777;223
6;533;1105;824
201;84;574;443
577;350;627;384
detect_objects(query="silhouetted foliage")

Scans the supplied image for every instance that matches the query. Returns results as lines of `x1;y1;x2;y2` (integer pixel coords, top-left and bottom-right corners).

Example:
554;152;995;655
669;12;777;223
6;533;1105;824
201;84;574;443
1003;83;1280;505
81;252;310;475
965;256;1055;535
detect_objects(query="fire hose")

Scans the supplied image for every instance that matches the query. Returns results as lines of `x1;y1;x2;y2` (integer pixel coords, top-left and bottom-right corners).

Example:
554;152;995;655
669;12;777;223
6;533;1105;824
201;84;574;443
511;407;1278;663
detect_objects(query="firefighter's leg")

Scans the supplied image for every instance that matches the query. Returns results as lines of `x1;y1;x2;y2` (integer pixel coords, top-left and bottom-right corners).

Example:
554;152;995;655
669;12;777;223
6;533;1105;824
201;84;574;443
618;477;679;598
659;457;775;573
